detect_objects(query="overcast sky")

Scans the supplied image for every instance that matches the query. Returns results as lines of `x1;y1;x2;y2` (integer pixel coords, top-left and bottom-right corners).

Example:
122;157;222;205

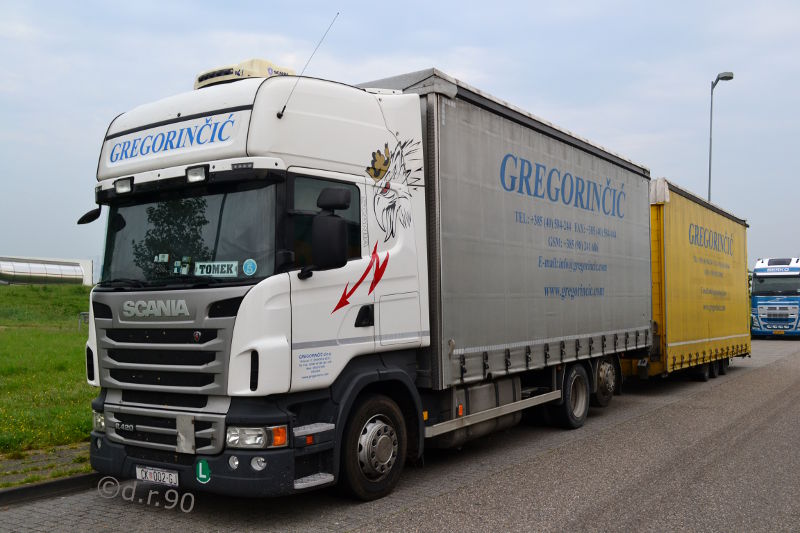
1;0;798;270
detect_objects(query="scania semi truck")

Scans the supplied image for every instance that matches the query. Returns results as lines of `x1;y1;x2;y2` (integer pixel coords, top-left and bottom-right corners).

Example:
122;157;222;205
751;258;800;336
80;60;747;500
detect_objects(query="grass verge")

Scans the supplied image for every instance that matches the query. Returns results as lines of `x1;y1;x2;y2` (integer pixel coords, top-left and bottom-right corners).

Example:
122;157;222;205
0;284;95;453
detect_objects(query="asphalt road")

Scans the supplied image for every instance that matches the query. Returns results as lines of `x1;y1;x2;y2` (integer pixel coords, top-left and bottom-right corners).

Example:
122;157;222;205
2;339;799;532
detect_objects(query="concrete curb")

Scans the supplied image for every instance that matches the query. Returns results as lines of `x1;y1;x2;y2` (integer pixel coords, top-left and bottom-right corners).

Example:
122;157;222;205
0;473;101;507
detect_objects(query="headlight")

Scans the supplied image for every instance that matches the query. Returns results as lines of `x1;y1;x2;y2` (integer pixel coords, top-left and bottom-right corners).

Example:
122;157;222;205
226;427;267;449
92;410;105;432
225;425;288;449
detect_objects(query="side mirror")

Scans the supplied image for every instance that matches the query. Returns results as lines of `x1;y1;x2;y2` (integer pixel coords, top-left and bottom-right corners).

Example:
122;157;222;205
77;206;102;225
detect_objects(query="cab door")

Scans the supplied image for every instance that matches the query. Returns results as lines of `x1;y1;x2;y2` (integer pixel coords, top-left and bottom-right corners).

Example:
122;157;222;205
288;169;374;392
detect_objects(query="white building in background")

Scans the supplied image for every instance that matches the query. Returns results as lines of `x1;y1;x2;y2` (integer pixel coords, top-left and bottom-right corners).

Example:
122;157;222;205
0;256;93;286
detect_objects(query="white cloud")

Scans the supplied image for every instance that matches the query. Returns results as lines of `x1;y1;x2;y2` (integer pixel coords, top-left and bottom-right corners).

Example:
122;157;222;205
0;18;43;41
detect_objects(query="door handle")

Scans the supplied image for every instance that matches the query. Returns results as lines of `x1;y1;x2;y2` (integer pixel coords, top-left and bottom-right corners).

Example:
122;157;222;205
355;304;374;327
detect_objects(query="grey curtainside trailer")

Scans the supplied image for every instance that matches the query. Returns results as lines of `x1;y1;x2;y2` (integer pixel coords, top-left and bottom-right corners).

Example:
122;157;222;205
362;69;652;443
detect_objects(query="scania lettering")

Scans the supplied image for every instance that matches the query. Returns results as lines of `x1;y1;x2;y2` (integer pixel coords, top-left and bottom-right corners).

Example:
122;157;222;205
121;299;190;318
81;59;749;501
751;257;800;337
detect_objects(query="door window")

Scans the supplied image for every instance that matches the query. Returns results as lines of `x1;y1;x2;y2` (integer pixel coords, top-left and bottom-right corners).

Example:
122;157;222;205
291;176;361;267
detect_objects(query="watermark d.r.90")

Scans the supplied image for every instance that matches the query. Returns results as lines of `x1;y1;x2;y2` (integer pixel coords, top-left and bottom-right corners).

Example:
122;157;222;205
97;476;195;513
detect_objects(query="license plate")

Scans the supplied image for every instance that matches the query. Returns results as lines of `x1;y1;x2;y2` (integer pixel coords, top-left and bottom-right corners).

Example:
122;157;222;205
135;465;179;487
773;330;785;335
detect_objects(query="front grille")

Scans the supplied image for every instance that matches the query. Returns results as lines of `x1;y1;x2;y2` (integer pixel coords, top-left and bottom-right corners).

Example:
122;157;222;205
107;406;224;454
108;349;216;366
125;446;196;466
195;421;213;432
117;429;176;446
110;369;216;388
760;306;798;326
106;328;217;344
101;325;225;395
116;412;175;429
121;390;208;409
93;286;247;454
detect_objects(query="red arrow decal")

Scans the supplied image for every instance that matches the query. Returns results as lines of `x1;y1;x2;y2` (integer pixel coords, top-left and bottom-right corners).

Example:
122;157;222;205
369;248;389;294
332;282;352;313
332;243;390;313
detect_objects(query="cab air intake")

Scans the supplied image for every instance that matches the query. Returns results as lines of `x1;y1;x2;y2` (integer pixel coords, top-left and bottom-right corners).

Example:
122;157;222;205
250;351;259;391
86;347;95;381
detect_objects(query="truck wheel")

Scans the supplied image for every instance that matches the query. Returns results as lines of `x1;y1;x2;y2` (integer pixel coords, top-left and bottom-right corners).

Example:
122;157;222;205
696;363;710;382
591;357;616;408
552;364;590;429
340;394;407;501
719;358;730;375
709;360;720;378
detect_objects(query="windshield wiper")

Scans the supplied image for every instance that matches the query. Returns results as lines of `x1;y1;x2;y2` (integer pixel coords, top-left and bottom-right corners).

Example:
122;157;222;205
148;274;200;287
149;275;235;288
99;278;145;288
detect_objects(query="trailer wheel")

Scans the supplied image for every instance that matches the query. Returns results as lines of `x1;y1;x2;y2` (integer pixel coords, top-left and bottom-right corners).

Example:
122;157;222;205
709;360;720;378
552;364;590;429
339;394;407;501
591;357;616;408
719;358;730;375
696;363;710;382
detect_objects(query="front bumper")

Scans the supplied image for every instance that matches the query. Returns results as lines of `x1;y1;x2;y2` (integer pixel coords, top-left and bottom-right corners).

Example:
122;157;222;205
90;432;295;497
751;327;800;336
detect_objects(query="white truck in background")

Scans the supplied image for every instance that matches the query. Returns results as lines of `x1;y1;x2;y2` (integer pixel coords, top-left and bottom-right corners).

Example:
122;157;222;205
81;59;652;500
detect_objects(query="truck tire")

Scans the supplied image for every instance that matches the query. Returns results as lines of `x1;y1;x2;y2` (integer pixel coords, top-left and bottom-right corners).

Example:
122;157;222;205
696;363;710;382
551;364;590;429
339;394;407;501
709;360;720;378
719;358;730;375
591;357;616;408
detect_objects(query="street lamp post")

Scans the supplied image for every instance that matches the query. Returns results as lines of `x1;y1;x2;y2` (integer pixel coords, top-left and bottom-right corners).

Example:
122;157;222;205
708;71;734;202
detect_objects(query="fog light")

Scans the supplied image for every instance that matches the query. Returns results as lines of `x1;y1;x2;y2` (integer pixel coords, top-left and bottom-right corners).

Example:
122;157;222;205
92;410;105;432
226;427;267;449
228;455;239;470
251;457;266;471
114;177;132;194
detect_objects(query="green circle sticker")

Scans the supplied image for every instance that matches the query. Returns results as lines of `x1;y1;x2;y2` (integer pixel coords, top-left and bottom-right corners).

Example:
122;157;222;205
195;459;211;484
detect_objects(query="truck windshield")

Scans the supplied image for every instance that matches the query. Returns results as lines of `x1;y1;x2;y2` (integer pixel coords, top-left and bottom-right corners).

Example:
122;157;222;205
752;276;800;296
100;181;276;288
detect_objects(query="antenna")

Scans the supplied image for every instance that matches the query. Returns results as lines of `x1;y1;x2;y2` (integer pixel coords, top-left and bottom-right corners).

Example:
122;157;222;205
277;12;339;119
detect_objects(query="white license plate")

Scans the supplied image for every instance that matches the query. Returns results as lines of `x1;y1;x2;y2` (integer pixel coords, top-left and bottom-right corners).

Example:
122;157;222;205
135;465;179;487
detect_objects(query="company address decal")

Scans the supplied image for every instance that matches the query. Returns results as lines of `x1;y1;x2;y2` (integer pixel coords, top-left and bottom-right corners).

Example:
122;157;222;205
107;111;242;164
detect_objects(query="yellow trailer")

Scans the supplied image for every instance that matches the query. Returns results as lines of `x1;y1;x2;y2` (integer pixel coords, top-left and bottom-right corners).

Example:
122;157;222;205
622;178;750;379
